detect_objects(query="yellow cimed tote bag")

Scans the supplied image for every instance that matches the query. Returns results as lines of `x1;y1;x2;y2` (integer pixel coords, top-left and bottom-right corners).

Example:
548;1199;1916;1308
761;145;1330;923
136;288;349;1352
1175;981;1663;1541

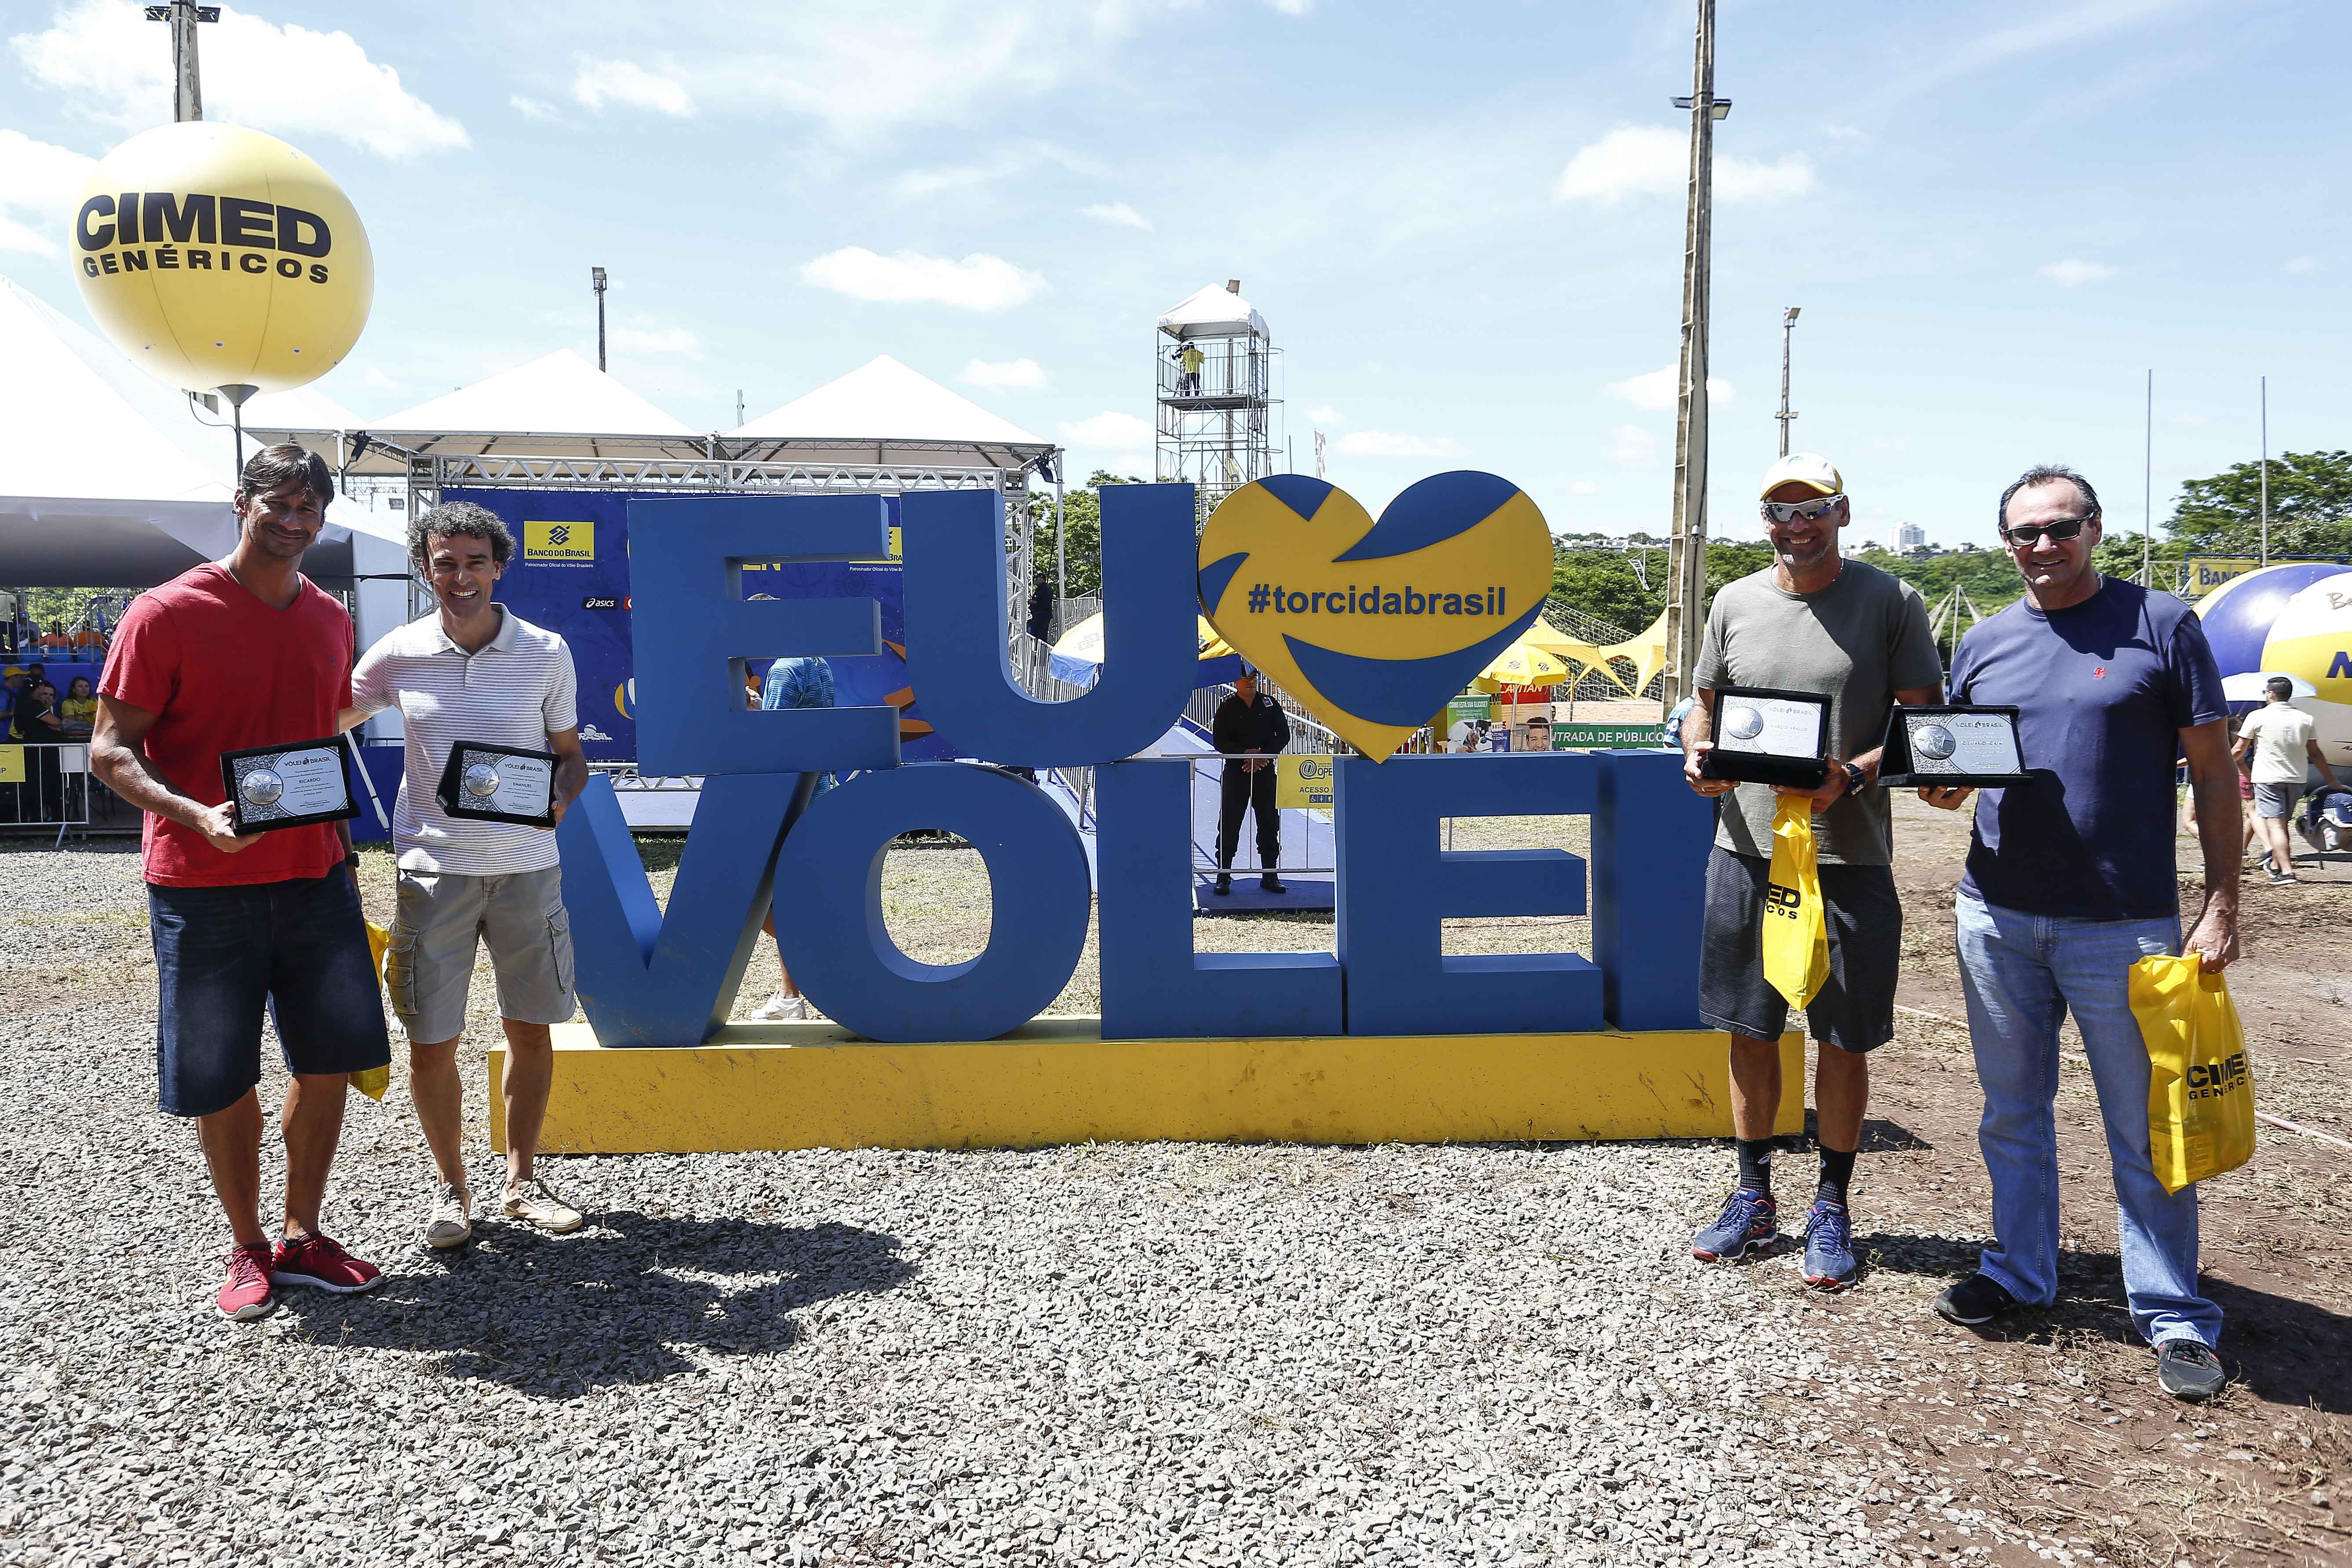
1761;795;1831;1010
2130;953;2256;1194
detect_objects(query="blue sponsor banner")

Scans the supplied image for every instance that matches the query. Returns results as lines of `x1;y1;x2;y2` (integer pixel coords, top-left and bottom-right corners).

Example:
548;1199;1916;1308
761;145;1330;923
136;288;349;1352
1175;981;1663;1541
447;488;951;766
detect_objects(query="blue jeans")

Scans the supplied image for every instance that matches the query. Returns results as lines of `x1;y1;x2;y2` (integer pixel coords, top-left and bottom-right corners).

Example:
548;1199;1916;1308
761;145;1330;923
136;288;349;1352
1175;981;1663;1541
1952;893;2220;1349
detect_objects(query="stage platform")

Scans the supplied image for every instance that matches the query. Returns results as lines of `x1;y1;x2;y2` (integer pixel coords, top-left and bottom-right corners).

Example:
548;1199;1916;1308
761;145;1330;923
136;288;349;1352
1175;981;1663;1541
492;1020;1802;1155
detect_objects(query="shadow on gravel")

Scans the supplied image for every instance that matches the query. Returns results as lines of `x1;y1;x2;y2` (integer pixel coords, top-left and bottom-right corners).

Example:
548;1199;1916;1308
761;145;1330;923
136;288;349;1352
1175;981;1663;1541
276;1214;915;1397
1858;1231;2352;1411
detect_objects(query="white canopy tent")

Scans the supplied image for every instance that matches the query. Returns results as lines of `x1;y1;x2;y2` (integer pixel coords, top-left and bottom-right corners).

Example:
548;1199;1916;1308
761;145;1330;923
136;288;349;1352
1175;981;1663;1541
347;348;704;469
730;354;1055;474
1158;282;1270;343
0;274;400;588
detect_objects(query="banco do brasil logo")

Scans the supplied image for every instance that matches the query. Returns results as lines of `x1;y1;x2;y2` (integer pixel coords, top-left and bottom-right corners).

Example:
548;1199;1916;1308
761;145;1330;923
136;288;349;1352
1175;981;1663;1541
1197;473;1553;760
526;519;596;564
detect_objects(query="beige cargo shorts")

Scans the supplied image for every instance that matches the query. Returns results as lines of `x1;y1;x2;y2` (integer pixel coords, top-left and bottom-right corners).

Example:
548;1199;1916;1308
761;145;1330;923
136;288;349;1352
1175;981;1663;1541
384;865;576;1043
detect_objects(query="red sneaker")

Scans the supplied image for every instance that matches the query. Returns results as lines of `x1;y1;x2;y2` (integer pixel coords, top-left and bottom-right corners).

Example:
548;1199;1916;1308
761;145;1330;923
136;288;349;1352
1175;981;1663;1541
270;1233;384;1295
218;1244;277;1321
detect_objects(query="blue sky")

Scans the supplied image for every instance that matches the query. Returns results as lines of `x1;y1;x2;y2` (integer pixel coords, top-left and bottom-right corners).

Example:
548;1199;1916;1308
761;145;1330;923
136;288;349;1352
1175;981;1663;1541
2;0;2346;546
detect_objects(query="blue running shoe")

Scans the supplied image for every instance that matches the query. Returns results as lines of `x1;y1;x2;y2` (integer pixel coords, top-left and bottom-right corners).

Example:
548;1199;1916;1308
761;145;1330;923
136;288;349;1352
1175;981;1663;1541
1692;1188;1778;1261
1802;1200;1856;1291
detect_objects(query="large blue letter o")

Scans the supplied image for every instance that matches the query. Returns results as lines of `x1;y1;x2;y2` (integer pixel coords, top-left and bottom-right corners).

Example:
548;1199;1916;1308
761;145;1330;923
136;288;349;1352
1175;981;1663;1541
770;763;1090;1042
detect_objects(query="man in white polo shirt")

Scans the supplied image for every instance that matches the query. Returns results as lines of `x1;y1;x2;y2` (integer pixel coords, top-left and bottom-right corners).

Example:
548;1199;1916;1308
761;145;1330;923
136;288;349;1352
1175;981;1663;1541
342;501;589;1249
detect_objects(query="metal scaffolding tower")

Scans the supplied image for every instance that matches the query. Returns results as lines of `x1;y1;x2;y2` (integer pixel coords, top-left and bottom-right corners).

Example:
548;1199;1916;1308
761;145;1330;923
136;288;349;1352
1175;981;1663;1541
1156;280;1278;518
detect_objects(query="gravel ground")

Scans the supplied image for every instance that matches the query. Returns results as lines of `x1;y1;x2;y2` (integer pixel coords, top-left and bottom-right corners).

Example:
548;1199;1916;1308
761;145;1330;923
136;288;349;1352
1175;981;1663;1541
0;832;2326;1568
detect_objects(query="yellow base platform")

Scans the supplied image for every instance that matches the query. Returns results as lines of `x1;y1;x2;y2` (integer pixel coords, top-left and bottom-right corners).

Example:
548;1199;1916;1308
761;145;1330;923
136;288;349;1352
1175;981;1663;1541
491;1020;1804;1155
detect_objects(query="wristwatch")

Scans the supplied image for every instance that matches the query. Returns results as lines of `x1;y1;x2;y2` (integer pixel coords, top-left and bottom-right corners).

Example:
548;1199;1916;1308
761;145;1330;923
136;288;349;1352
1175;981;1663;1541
1838;760;1867;796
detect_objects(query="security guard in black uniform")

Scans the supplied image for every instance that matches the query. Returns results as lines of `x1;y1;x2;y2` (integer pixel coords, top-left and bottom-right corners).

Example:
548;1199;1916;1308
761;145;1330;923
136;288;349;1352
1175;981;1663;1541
1211;666;1291;894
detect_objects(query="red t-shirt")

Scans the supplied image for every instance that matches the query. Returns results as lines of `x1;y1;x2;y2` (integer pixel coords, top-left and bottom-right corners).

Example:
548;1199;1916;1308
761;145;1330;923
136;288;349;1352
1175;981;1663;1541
100;563;354;886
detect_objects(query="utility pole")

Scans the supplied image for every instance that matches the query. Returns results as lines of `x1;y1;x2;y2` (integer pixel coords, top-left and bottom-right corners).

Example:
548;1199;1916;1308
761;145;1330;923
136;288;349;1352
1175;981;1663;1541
144;3;218;122
2142;370;2153;584
1662;0;1729;710
591;266;608;372
2259;376;2270;565
1775;307;1800;457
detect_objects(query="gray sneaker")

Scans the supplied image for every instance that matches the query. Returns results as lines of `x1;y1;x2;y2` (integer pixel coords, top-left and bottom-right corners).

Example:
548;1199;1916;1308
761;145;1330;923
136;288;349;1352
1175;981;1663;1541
502;1177;584;1233
2157;1338;2225;1402
421;1183;473;1250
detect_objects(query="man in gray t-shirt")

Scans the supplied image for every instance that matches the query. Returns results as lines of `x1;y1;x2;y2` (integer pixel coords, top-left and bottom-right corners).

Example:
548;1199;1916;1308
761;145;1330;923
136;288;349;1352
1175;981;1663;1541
1680;452;1944;1292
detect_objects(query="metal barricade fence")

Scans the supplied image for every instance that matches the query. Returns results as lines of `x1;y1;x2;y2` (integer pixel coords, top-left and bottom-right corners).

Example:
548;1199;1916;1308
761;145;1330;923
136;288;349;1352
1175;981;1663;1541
0;742;116;846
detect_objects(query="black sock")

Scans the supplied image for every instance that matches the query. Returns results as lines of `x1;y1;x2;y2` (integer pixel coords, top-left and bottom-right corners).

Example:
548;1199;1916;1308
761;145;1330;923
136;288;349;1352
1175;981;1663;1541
1817;1146;1856;1207
1736;1138;1775;1196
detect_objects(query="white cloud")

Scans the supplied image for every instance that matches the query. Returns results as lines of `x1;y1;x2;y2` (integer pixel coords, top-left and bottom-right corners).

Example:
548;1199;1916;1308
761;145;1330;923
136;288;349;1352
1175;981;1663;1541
1603;365;1732;412
1304;405;1346;425
1820;123;1867;140
1267;0;1314;13
2038;259;2117;287
10;0;468;159
959;357;1049;392
1552;125;1816;206
0;129;95;257
2284;255;2319;274
571;58;696;116
799;247;1046;310
1334;431;1461;459
1569;479;1601;496
510;94;563;122
1080;201;1152;230
1606;424;1660;469
514;4;1171;145
1058;411;1154;453
612;322;702;357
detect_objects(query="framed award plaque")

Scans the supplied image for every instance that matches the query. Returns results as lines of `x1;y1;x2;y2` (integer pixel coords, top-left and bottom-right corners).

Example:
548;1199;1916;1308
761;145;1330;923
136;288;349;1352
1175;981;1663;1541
435;741;560;828
1699;686;1833;790
1876;705;2031;788
218;739;360;833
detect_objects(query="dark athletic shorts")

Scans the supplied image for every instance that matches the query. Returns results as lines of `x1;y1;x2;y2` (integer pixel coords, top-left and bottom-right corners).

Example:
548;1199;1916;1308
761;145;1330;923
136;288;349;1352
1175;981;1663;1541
148;870;392;1118
1698;845;1900;1054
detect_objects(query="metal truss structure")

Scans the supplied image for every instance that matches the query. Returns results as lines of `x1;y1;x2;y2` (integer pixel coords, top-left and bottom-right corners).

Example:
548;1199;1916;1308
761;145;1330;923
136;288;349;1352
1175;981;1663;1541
1155;332;1279;520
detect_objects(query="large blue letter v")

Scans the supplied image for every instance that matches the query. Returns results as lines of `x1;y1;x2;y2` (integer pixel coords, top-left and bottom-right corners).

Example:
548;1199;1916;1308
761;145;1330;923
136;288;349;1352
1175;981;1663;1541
555;772;818;1046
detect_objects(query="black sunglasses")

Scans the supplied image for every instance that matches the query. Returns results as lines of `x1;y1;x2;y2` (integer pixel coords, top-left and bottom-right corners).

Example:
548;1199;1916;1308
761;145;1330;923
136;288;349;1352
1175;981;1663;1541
2000;515;2093;548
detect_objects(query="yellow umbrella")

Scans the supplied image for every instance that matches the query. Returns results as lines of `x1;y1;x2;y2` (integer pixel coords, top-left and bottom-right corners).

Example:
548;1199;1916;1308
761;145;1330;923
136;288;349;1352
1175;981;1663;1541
1472;640;1572;692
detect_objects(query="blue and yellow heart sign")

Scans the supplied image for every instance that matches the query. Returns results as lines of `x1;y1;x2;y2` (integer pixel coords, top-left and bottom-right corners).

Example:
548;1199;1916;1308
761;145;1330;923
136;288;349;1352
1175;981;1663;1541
1198;473;1552;760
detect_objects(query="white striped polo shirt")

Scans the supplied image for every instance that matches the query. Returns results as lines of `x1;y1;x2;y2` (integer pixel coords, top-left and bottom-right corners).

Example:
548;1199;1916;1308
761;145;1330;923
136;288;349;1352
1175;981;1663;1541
350;607;580;875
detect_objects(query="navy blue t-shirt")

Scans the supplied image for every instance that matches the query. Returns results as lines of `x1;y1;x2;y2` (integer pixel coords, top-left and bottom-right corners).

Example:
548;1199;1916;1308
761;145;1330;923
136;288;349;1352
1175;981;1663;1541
1949;577;2226;919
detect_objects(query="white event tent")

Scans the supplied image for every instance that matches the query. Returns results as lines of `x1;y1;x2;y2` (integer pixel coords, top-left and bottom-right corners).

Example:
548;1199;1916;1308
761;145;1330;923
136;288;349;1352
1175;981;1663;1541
0;273;402;588
356;348;704;465
729;354;1054;475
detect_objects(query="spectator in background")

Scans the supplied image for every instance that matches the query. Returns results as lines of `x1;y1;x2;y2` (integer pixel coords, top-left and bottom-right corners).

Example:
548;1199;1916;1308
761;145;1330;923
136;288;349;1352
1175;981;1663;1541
753;655;838;1021
1212;666;1290;895
2235;675;2339;886
59;676;97;737
15;680;66;821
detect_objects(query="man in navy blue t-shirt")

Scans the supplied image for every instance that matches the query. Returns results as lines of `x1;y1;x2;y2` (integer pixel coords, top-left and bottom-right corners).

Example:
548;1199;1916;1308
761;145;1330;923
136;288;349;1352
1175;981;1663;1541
1922;464;2238;1404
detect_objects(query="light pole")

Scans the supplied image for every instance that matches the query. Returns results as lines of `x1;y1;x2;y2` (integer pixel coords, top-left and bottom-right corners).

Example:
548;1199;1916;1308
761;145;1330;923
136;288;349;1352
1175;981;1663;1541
1662;0;1730;710
1775;306;1800;458
591;266;608;372
2259;376;2270;566
143;3;218;123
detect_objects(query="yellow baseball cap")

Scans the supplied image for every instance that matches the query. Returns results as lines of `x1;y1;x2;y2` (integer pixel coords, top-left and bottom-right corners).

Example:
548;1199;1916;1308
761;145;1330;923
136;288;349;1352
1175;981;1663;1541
1759;452;1843;499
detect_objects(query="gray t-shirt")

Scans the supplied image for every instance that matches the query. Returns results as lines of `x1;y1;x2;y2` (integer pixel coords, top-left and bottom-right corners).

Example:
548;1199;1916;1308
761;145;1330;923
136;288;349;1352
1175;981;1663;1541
1693;559;1943;865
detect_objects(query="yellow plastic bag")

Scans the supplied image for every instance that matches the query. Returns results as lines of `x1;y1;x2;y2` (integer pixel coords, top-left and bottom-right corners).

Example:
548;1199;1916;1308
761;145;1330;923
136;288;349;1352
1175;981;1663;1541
2130;953;2256;1194
350;920;394;1102
1761;795;1830;1010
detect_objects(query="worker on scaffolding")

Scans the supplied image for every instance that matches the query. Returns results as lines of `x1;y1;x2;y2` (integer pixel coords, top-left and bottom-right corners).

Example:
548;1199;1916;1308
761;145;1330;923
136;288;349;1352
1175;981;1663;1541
1177;341;1204;397
1211;665;1290;896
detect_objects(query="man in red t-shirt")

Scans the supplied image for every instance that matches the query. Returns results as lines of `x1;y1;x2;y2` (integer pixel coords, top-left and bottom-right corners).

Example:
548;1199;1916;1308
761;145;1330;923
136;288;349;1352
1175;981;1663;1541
92;444;391;1321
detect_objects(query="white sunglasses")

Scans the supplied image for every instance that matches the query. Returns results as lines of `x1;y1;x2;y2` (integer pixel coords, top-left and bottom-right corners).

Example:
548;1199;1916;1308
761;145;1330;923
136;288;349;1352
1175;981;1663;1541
1761;495;1844;524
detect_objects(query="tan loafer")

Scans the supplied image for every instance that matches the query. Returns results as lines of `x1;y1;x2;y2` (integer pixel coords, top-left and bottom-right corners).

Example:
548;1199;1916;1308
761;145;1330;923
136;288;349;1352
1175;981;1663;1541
502;1177;583;1233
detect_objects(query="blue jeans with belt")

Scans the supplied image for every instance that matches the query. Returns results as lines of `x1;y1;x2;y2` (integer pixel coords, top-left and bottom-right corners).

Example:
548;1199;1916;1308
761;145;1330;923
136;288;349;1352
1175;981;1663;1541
1953;891;2221;1349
